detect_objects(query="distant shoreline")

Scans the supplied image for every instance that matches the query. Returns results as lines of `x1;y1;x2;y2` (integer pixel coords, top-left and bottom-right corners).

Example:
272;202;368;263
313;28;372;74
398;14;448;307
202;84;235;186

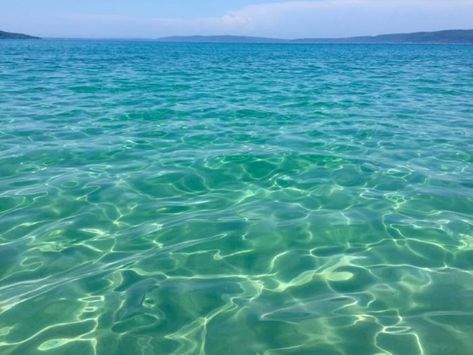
2;29;473;44
156;29;473;44
37;39;473;46
0;30;40;40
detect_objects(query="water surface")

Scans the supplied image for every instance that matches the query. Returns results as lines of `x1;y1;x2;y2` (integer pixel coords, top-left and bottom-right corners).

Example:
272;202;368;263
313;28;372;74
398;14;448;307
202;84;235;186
1;41;473;354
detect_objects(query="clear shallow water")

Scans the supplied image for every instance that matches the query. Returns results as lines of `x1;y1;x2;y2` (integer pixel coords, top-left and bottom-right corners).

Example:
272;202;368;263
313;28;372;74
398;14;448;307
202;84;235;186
0;40;473;355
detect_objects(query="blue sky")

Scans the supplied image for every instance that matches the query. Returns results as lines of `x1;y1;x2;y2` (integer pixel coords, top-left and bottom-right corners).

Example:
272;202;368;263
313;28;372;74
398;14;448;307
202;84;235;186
2;0;473;38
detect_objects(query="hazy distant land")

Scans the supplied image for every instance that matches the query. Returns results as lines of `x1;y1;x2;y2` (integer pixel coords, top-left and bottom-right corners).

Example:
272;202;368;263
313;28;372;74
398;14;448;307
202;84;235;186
158;29;473;44
0;30;40;39
2;29;473;43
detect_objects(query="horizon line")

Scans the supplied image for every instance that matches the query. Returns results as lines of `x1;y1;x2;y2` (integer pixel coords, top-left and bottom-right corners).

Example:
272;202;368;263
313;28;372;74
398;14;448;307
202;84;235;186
6;27;473;41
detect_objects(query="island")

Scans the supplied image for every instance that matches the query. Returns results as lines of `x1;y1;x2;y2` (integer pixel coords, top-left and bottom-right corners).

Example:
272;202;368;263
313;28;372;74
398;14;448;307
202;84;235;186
0;30;40;39
158;29;473;44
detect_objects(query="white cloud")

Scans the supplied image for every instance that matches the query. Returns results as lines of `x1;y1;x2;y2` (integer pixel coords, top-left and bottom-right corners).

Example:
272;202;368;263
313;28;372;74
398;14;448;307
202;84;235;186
197;0;473;38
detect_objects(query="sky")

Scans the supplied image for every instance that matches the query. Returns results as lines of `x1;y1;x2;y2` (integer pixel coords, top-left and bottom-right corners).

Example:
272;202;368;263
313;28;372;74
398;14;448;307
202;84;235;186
2;0;473;39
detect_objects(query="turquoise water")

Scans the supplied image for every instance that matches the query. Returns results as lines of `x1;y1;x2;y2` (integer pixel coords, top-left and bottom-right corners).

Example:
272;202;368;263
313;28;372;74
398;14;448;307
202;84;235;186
1;41;473;355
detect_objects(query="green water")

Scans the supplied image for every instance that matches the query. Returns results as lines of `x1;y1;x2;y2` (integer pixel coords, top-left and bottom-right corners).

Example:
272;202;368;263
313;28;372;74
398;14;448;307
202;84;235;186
0;41;473;355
